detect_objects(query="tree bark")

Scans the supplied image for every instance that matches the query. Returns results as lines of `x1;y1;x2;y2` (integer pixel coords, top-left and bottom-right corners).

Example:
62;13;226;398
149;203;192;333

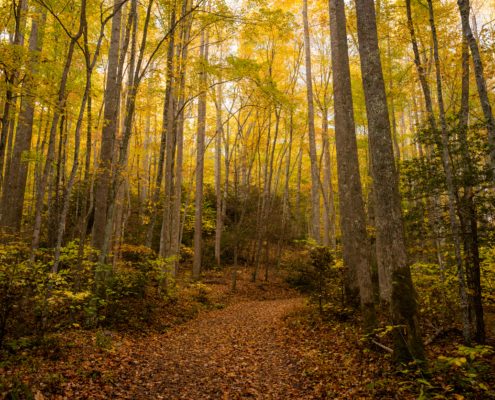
302;0;321;243
53;0;112;272
329;0;375;328
321;109;336;249
148;4;176;249
1;7;45;233
171;0;193;275
355;0;424;361
192;25;209;280
0;0;28;194
457;0;495;180
92;0;123;254
214;82;224;266
457;17;485;344
31;12;85;256
427;0;476;344
158;9;178;262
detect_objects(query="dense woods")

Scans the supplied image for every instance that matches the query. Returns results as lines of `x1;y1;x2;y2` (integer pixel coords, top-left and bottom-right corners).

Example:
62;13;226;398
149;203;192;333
1;0;494;397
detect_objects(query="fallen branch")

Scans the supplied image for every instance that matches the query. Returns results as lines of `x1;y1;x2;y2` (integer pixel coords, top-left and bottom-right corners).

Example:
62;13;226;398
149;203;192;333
425;326;462;345
371;339;393;353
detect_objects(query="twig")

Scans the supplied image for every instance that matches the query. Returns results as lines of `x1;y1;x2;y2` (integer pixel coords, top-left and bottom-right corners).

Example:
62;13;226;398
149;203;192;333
371;339;393;353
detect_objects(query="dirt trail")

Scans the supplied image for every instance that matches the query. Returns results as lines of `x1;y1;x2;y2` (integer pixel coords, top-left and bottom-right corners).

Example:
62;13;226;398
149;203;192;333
113;297;311;399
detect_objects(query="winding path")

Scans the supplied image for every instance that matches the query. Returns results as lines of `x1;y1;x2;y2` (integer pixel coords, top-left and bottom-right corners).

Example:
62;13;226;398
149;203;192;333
116;298;311;399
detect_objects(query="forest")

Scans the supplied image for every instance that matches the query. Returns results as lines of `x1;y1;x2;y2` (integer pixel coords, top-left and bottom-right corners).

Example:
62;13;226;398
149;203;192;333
0;0;494;397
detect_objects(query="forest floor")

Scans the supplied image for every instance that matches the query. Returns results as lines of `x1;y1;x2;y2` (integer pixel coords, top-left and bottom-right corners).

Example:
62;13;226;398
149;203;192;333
2;268;495;399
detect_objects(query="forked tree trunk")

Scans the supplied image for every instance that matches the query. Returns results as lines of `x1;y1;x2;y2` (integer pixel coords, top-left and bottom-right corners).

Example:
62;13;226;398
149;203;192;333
148;4;177;249
405;0;446;285
32;14;85;257
53;2;111;272
101;0;153;262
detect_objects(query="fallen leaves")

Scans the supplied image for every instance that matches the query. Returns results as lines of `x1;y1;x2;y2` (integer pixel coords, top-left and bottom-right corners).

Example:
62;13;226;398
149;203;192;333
3;271;493;399
2;272;313;399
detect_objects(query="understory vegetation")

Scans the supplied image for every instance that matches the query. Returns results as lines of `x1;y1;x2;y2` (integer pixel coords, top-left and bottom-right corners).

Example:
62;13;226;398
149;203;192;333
1;0;495;397
1;240;494;398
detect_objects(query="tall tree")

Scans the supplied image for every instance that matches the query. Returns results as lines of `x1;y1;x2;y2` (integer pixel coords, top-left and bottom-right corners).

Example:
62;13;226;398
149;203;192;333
31;0;86;256
457;14;485;344
92;0;124;255
192;21;209;280
0;7;45;233
427;0;482;344
328;0;376;328
0;0;28;193
302;0;320;243
157;2;177;256
170;0;194;274
101;0;155;261
457;0;495;180
354;0;424;361
404;0;446;288
214;82;224;266
53;1;116;272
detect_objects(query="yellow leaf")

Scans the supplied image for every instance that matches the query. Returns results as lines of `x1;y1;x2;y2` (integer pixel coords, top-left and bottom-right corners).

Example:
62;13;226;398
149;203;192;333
454;357;467;367
34;391;45;400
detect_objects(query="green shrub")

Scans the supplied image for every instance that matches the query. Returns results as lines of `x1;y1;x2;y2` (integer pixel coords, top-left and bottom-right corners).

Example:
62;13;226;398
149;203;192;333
0;240;180;344
480;246;495;306
431;345;495;397
410;262;458;325
285;243;339;313
119;244;156;263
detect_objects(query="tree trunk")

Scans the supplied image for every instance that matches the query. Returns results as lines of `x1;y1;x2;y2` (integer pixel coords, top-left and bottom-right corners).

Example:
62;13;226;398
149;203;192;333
148;4;176;249
92;0;123;254
282;112;293;240
171;0;193;275
427;0;476;344
159;15;178;261
302;0;320;243
101;0;153;262
458;22;485;344
321;108;336;249
53;0;111;272
214;82;224;266
457;0;495;180
1;8;45;233
355;0;424;361
328;0;375;328
0;0;28;194
192;25;209;280
31;17;84;256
